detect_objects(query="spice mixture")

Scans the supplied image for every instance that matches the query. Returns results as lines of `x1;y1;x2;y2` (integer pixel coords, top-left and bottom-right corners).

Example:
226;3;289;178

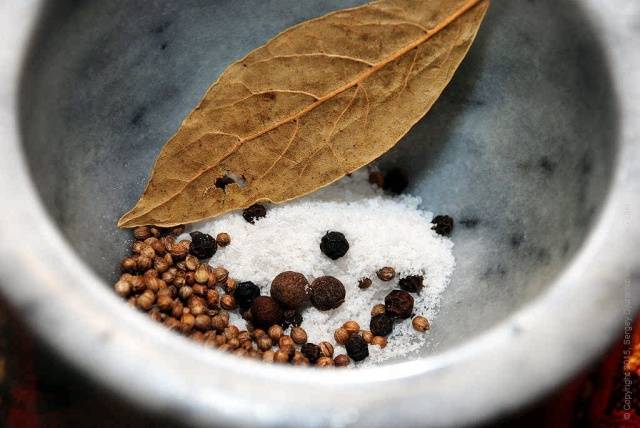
183;169;454;365
114;168;455;367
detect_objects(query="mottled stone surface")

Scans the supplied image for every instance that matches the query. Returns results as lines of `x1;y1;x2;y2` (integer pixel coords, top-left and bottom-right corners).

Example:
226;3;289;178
20;0;616;356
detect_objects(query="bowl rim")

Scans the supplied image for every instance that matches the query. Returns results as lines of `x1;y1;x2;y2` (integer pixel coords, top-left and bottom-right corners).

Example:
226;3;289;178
1;1;639;427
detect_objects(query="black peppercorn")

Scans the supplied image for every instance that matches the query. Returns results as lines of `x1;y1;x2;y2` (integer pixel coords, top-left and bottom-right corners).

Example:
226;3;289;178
251;296;283;328
399;275;424;293
234;281;261;309
282;309;303;329
301;343;321;363
189;231;217;259
310;276;346;310
385;290;414;319
242;204;267;224
370;314;394;337
320;231;349;260
382;168;408;195
345;334;369;362
431;215;454;236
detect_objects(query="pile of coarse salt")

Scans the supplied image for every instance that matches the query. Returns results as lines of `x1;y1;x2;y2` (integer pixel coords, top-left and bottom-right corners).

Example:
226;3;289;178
186;169;455;366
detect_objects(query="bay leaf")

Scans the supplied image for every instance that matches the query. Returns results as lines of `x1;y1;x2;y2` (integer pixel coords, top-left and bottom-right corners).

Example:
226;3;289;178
118;0;489;228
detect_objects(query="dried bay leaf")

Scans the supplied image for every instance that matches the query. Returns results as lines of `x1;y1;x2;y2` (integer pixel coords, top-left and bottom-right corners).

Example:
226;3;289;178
119;0;489;227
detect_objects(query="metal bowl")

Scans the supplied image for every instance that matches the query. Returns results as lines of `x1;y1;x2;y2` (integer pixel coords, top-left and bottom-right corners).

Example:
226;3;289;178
1;0;639;426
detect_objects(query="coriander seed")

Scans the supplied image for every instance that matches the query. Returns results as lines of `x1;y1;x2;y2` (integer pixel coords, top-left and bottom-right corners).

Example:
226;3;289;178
185;255;199;271
371;336;387;348
316;356;334;367
194;314;212;331
133;226;152;241
412;316;430;332
291;327;307;345
268;325;284;341
371;304;386;317
343;320;360;336
157;295;173;311
195;264;210;284
362;330;374;344
220;294;237;310
216;232;231;247
334;354;350;367
120;257;137;273
211;315;227;332
279;335;294;349
376;266;396;281
169;240;190;260
319;342;334;358
114;279;131;297
224;278;237;294
257;336;273;351
180;313;195;334
137;290;155;310
213;266;228;284
262;350;275;362
274;350;290;363
334;327;350;345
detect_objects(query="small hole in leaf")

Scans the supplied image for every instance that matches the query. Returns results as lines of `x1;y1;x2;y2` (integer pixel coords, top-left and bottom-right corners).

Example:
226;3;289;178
215;175;235;190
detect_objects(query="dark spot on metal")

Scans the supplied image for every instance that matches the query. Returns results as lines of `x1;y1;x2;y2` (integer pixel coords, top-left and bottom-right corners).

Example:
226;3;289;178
151;21;171;34
130;107;146;126
510;232;525;248
160;42;168;50
538;156;556;175
459;218;480;228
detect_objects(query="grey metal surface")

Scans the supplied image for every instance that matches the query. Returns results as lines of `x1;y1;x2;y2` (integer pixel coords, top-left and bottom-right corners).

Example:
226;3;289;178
0;0;639;427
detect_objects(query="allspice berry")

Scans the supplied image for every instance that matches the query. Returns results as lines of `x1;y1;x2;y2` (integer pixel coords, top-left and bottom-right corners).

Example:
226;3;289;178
343;320;360;336
316;356;334;367
291;327;307;345
319;341;334;358
334;327;350;345
310;276;345;310
345;334;369;362
370;314;394;337
251;296;283;328
216;232;231;247
384;290;414;319
399;275;424;293
270;271;309;309
376;267;396;281
412;316;430;332
371;304;386;317
358;277;372;289
334;354;350;367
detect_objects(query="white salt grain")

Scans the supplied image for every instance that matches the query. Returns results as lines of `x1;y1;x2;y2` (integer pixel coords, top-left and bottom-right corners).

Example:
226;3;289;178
186;169;455;366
